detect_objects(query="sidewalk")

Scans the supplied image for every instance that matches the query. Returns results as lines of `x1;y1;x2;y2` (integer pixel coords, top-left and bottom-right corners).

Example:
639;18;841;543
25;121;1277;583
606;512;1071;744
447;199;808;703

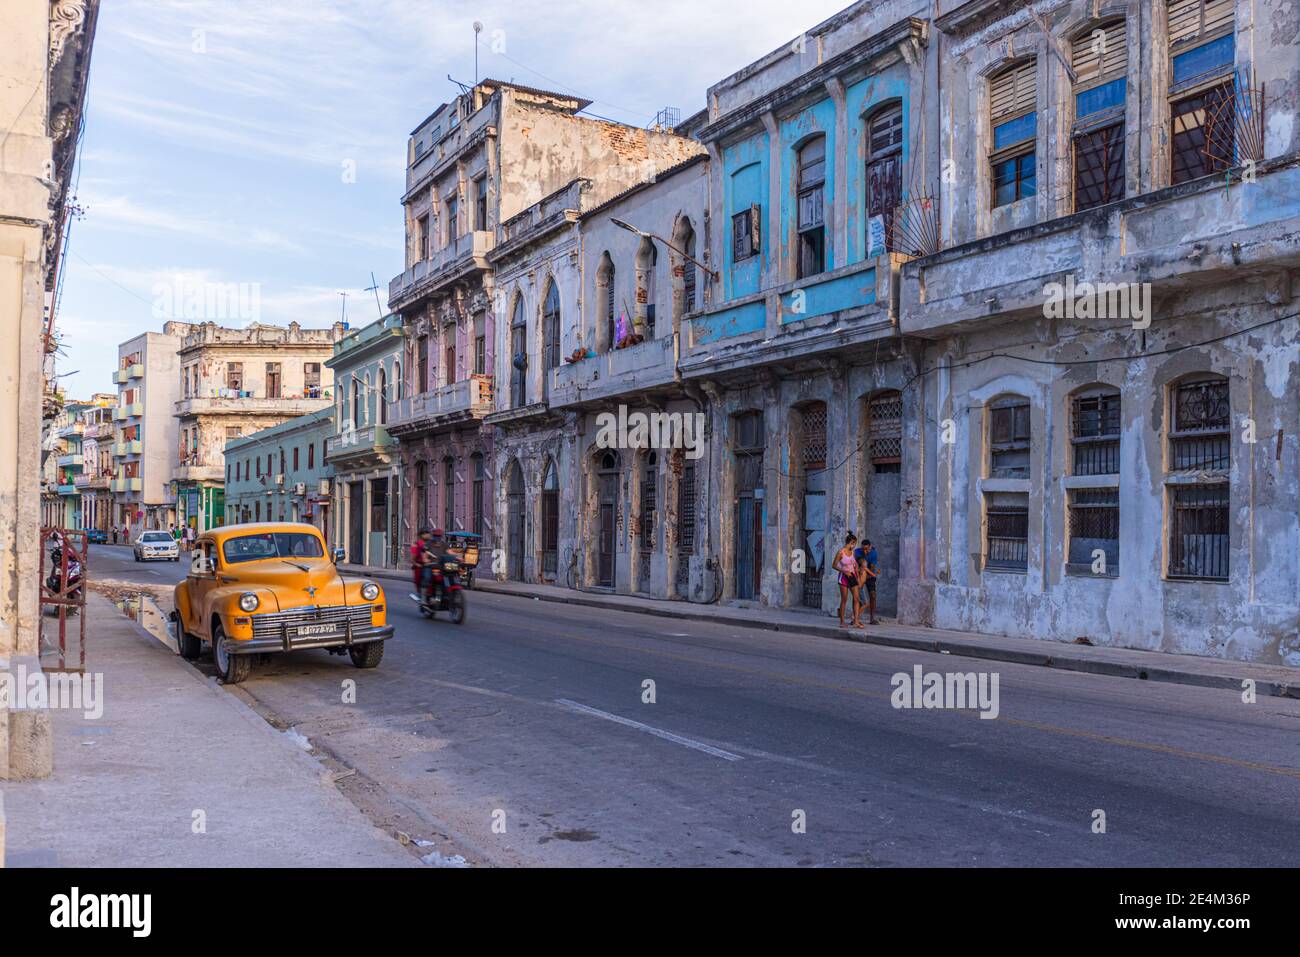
344;562;1299;699
1;594;415;867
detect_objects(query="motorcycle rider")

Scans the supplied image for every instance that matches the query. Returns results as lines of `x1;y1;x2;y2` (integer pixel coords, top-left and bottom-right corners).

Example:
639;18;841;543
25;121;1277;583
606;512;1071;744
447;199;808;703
410;527;452;605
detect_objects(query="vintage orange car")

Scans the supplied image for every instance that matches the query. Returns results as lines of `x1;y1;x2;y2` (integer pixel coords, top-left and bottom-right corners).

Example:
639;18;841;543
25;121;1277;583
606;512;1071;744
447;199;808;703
172;522;393;684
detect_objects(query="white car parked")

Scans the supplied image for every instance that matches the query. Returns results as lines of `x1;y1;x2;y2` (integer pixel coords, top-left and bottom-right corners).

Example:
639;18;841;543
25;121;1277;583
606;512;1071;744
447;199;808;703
134;530;180;562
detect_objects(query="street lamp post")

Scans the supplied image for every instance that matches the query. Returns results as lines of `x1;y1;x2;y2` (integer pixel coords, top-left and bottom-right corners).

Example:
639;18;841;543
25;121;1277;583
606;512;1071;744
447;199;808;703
610;218;719;282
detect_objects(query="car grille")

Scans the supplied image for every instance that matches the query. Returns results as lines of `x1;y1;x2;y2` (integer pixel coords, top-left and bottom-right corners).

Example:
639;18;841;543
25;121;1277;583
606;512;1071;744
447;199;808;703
251;605;371;638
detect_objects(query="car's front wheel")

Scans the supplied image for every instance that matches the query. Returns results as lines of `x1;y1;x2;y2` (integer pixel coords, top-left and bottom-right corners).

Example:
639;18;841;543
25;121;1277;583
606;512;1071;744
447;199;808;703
178;630;202;660
348;641;384;669
212;623;251;684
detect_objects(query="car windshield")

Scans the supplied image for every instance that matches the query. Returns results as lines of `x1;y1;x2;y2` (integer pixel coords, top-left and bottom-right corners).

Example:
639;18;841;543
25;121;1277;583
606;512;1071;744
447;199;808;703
142;532;172;542
222;532;324;564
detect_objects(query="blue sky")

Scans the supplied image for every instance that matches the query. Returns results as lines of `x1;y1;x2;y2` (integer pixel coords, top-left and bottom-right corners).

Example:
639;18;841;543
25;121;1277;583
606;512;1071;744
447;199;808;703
55;0;850;399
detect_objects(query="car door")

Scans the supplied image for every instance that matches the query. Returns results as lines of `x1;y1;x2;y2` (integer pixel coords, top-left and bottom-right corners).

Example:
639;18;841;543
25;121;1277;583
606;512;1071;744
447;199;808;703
186;539;219;637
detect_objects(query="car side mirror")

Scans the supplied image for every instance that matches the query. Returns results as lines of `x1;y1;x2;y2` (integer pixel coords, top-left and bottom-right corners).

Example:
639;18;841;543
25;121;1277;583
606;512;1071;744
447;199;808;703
332;547;346;564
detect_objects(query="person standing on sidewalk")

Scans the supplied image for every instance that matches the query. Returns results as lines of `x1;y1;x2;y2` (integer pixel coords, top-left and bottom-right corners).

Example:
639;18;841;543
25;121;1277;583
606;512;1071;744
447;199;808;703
857;537;880;625
834;533;861;629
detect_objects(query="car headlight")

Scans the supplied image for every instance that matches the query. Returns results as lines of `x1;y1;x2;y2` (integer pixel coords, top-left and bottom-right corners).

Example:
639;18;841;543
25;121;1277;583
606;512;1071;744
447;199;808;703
238;593;260;612
361;582;379;601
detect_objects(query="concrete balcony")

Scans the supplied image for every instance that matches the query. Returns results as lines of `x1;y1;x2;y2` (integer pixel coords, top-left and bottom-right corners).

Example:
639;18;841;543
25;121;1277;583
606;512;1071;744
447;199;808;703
174;462;224;483
175;395;329;417
113;440;142;456
56;453;83;468
901;161;1300;339
385;374;494;437
112;363;144;383
113;402;143;420
78;475;109;490
111;477;143;493
56;483;77;495
389;231;494;311
549;335;676;410
325;425;397;463
57;421;84;438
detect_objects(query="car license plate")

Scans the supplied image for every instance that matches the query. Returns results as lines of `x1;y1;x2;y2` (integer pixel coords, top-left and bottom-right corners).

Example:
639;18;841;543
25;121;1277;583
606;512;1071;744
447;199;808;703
295;623;338;637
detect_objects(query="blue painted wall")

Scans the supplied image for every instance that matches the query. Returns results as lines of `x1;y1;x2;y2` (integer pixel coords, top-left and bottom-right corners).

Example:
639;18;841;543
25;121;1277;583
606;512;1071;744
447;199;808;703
778;95;838;272
723;135;768;300
844;72;910;265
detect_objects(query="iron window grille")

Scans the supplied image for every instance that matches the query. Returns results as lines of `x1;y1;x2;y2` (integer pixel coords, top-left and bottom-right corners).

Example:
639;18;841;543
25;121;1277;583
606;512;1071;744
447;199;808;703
868;391;903;473
989;398;1031;478
1169;377;1230;471
986;492;1029;572
1169;483;1229;580
641;452;657;553
1171;81;1235;184
541;461;558;577
1067;488;1120;574
682;232;697;314
1071;391;1121;475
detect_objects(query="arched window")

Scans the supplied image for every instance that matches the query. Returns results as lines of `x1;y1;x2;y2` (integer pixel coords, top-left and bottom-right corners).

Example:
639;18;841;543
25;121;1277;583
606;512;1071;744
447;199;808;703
510;295;527;407
350;376;360;429
392;360;401;402
541;458;558;577
443;456;456;532
415;461;427;528
637;238;657;331
1068;386;1121;575
865;103;903;253
678;219;697;314
471;452;484;536
378;367;388;424
1072;21;1127;211
796;136;826;278
363;373;371;425
989;60;1037;207
597;252;616;352
1167;374;1229;580
507;459;526;581
542;280;561;372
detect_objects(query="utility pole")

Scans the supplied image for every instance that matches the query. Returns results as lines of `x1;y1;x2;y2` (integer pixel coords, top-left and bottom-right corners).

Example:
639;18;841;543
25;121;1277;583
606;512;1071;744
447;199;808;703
473;21;482;88
338;290;348;326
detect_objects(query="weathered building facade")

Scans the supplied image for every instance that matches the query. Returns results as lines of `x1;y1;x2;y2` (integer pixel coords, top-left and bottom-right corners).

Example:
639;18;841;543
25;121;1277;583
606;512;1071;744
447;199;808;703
2;0;98;779
223;408;335;536
325;313;405;568
112;324;191;537
898;0;1300;666
173;321;341;534
387;79;703;556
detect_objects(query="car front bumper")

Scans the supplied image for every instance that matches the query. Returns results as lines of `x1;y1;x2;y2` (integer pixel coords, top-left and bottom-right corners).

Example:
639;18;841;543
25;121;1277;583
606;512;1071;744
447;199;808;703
221;624;394;656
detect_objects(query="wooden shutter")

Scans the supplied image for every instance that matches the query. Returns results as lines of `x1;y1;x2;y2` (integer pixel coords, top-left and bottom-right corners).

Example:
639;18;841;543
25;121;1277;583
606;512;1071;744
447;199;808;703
991;60;1036;122
1170;0;1234;47
1073;20;1127;83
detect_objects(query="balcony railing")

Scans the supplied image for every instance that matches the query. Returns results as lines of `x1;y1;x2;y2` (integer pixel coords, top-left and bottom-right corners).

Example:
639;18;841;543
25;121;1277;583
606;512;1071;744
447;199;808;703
113;402;143;420
56;483;77;495
325;425;397;459
111;477;143;493
389;231;494;306
175;393;329;416
113;440;142;456
112;363;144;383
56;453;84;468
550;336;675;408
386;374;493;430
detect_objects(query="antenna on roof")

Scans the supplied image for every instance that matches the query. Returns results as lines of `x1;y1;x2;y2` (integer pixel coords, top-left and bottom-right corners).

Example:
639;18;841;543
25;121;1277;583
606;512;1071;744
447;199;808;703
365;272;384;318
448;73;470;96
473;21;483;88
338;290;349;328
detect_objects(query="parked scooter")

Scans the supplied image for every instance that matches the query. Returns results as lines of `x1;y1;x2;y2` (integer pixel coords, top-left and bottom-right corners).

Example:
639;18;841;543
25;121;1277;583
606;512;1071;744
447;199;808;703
47;541;84;614
412;556;467;624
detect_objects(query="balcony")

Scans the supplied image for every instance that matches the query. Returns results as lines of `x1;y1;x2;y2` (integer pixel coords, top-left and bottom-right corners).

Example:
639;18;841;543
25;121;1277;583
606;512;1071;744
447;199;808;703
174;462;224;483
56;483;77;496
111;477;143;493
385;375;493;437
325;425;398;464
113;440;142;456
901;161;1300;339
113;402;142;420
57;421;84;438
56;453;84;468
549;335;676;409
175;393;329;417
389;231;494;311
78;475;109;490
112;363;144;383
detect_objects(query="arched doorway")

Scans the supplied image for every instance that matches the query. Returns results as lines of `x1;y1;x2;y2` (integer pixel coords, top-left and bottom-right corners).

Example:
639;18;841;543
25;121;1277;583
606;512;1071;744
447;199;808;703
596;450;619;588
506;460;525;581
638;450;657;591
793;401;829;608
864;390;903;616
541;457;559;580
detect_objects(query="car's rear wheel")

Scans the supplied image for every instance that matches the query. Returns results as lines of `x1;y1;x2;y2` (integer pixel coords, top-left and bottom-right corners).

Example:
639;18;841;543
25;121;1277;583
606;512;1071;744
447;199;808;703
212;622;251;684
178;630;202;660
348;641;384;669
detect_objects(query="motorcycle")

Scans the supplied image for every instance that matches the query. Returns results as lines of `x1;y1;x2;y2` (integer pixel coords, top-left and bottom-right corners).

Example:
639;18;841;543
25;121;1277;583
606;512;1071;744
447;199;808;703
46;544;84;614
412;557;467;624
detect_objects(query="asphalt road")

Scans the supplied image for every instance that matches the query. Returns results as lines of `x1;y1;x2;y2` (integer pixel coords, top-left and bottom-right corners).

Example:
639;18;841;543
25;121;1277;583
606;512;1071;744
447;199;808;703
87;544;1300;867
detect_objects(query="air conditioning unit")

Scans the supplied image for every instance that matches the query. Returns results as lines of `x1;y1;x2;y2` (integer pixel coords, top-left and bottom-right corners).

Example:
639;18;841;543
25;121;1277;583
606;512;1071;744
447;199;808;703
318;479;331;496
274;474;284;486
293;482;306;496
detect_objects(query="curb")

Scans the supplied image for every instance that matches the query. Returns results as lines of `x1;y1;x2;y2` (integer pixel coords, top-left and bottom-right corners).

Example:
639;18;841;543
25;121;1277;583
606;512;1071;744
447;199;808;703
345;566;1297;700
